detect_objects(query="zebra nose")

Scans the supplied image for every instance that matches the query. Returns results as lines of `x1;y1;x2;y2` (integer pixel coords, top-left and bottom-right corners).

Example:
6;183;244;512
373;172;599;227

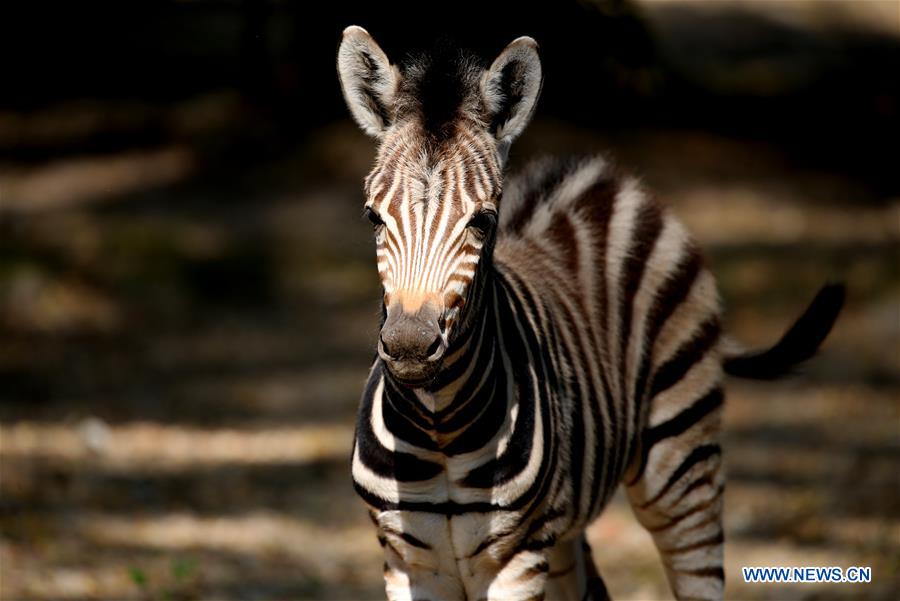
380;332;442;362
380;306;444;363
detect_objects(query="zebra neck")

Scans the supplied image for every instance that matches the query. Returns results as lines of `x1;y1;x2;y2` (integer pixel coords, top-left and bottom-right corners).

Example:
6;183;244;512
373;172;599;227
374;265;536;455
377;266;502;421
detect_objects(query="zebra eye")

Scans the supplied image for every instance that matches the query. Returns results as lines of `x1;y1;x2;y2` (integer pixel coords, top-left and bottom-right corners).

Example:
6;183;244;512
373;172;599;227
467;211;497;236
364;206;384;228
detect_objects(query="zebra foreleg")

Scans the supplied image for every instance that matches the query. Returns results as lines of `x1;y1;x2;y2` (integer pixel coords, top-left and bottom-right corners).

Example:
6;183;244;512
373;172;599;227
544;538;579;600
543;536;610;601
579;536;610;601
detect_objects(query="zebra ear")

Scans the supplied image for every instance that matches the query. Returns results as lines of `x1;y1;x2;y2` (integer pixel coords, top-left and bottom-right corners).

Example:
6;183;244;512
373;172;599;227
337;26;400;138
481;37;543;148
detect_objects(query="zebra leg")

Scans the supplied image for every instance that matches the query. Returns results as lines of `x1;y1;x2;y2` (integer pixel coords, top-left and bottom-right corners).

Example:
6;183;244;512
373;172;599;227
579;536;610;601
543;536;610;601
623;406;725;600
478;547;551;601
382;546;468;601
544;538;579;600
374;511;467;601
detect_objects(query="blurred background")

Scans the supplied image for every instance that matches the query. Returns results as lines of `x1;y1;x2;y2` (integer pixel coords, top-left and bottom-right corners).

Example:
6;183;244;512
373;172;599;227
1;1;897;599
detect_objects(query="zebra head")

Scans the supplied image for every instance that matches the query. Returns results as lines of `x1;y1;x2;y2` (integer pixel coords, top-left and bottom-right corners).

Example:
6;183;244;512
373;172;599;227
338;26;542;385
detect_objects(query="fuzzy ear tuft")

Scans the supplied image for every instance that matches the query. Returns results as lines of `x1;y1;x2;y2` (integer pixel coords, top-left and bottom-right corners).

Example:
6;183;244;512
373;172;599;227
481;37;543;146
337;26;400;138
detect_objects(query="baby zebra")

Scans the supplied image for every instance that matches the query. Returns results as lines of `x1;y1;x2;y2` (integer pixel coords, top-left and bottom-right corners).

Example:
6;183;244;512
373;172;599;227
337;27;843;601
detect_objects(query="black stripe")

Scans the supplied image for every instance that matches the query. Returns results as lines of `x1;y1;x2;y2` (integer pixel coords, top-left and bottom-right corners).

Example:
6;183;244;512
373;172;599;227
628;387;723;485
493;270;560;517
383;375;432;427
427;307;484;391
664;530;724;555
548;213;579;274
399;531;432;550
380;403;436;451
643;443;721;508
382;381;439;451
574;175;620;511
665;472;716;510
677;566;724;581
435;370;496;437
522;560;550;578
617;201;664;370
442;368;507;456
435;341;497;434
353;482;505;514
461;273;541;488
517;535;558;553
354;368;443;483
552;319;588;529
627;247;703;485
547;292;593;525
649;317;721;399
648;388;723;445
468;525;516;558
505;159;582;234
646;487;723;532
631;247;703;433
617;199;664;483
519;505;566;547
458;269;559;527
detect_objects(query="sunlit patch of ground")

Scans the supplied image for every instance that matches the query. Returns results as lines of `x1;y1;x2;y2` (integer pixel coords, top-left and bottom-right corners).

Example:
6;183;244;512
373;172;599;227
1;422;355;471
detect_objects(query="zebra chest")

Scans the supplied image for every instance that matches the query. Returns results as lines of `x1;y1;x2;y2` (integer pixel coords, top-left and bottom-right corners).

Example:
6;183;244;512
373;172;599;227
357;416;533;570
355;357;555;510
352;383;519;510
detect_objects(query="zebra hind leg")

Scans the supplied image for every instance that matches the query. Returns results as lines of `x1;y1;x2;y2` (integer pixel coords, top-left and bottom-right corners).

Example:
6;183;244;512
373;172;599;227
623;426;725;600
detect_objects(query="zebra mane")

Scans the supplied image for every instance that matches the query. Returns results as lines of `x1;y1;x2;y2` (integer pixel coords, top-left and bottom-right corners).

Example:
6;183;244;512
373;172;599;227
395;41;487;139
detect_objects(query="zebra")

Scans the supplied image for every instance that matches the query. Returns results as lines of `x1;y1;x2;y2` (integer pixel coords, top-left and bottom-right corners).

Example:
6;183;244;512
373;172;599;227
337;26;844;601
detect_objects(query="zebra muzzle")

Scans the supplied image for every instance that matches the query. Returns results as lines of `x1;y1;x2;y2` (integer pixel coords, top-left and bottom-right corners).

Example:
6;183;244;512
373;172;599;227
379;301;446;384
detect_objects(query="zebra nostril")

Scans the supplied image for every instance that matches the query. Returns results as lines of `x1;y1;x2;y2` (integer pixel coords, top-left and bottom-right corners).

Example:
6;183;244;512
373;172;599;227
438;314;447;332
380;334;396;359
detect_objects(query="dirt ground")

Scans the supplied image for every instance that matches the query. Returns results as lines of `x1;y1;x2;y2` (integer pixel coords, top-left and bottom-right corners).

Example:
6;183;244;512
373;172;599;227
1;113;897;601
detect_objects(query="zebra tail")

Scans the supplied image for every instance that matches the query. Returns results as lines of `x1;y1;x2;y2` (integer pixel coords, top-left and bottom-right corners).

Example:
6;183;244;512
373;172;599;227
723;283;846;380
